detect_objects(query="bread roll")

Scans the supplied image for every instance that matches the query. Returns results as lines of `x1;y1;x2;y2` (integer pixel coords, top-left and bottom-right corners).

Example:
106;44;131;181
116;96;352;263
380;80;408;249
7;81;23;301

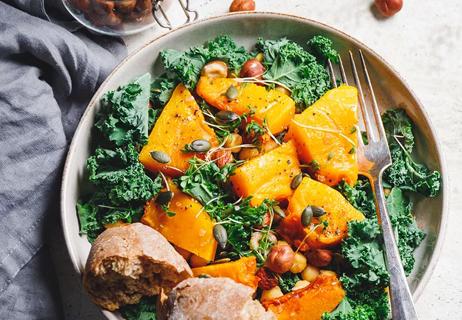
166;277;275;320
83;223;192;311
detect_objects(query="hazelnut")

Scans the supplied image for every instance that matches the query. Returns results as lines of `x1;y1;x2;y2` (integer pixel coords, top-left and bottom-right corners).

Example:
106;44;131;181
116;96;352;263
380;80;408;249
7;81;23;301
201;60;228;79
239;59;266;79
266;244;295;274
374;0;403;17
212;149;234;168
305;249;333;267
229;0;256;12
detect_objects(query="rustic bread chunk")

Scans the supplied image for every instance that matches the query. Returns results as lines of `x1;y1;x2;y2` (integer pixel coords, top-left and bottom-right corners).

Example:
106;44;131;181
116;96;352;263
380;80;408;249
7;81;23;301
83;223;192;311
166;277;275;320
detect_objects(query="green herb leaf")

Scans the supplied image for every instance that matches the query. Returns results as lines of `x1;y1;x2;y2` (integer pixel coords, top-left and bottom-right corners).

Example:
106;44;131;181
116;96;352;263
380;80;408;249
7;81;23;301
120;296;157;320
308;35;339;63
278;272;301;294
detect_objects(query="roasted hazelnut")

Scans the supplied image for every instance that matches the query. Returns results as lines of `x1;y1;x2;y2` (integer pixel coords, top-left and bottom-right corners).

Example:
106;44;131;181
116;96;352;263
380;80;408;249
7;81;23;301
374;0;403;17
239;59;266;79
229;0;256;12
305;249;333;267
201;60;228;78
266;244;295;274
275;85;291;96
212;149;234;168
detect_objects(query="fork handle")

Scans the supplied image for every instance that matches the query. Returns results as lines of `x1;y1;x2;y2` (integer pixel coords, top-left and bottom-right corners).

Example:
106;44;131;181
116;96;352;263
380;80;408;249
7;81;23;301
373;176;419;320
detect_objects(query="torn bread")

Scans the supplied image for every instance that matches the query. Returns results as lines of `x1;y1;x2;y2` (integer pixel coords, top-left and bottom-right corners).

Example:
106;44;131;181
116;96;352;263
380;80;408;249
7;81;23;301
166;277;275;320
83;223;192;311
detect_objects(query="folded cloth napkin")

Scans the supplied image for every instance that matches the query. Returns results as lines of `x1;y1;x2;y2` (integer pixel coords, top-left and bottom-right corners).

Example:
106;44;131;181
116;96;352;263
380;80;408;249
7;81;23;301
0;1;126;318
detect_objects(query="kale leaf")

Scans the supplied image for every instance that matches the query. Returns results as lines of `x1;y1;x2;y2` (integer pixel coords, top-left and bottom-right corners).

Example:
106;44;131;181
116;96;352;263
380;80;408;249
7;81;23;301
336;177;376;219
278;272;301;294
256;37;331;110
382;109;441;197
87;145;162;206
95;73;151;147
160;35;250;88
308;35;339;63
386;187;425;274
76;201;103;242
150;73;178;107
120;296;157;320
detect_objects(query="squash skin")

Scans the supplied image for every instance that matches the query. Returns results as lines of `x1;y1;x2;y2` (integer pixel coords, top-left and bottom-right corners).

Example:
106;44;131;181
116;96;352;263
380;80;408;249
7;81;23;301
196;77;296;134
286;85;359;186
139;84;218;176
192;256;258;289
262;273;345;320
278;177;365;249
142;183;217;262
230;141;301;206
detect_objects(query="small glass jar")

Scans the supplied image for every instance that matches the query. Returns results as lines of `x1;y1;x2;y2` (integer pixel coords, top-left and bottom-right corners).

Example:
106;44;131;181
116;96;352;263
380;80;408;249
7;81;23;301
62;0;164;36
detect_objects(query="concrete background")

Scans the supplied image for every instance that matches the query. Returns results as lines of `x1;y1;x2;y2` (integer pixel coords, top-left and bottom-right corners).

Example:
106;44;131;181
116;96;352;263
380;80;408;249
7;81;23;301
59;1;462;319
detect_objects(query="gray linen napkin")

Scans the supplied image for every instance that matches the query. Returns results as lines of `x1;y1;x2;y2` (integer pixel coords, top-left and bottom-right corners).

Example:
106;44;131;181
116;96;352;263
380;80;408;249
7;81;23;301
0;1;126;318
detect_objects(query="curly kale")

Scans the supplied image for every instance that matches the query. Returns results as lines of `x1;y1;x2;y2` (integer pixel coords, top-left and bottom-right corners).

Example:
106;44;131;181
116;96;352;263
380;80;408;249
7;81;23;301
120;296;157;320
278;272;301;294
336;177;376;219
150;73;178;107
95;73;151;147
382;109;441;197
256;37;331;110
322;294;389;320
308;35;339;63
160;35;250;88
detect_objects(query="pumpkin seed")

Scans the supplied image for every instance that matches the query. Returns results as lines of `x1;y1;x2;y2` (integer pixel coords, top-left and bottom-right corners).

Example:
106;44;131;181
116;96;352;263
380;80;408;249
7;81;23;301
216;110;239;123
350;126;357;134
327;152;334;161
273;205;286;218
190;139;211;152
301;206;314;227
290;173;303;190
150;150;170;164
226;85;239;100
312;205;326;217
156;191;174;206
349;146;356;154
211;258;231;265
198;274;211;278
213;224;228;249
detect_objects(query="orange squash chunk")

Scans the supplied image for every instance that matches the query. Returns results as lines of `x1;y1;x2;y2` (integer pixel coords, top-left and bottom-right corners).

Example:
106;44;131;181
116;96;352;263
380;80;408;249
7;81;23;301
286;85;359;186
192;256;258;289
278;177;365;249
142;183;217;262
230;141;301;206
139;84;218;177
196;77;295;134
262;273;345;320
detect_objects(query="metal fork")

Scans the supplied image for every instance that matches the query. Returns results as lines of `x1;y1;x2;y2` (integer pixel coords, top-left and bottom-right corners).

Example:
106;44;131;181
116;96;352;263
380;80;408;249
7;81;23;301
328;51;419;320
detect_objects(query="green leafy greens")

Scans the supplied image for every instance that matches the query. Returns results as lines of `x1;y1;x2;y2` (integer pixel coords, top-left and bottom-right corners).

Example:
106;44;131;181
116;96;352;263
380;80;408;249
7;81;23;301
256;37;332;110
382;109;441;197
77;74;162;242
120;296;157;320
160;35;250;89
278;272;301;294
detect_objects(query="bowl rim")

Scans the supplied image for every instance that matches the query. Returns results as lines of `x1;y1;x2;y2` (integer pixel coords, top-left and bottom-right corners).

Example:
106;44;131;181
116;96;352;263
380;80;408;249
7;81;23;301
60;11;448;304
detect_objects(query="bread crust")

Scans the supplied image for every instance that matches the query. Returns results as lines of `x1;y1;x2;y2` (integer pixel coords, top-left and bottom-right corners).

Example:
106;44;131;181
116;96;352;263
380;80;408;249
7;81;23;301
166;277;275;320
83;223;192;311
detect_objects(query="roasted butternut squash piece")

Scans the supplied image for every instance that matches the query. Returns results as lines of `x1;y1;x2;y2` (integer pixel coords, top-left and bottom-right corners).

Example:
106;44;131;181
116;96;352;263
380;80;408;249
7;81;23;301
278;177;365;249
262;273;345;320
192;256;258;289
196;77;295;134
142;183;217;262
286;85;359;186
230;141;301;206
139;84;218;176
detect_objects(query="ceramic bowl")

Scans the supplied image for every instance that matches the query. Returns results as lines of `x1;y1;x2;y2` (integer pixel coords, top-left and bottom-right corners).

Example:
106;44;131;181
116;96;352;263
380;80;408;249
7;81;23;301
60;12;447;319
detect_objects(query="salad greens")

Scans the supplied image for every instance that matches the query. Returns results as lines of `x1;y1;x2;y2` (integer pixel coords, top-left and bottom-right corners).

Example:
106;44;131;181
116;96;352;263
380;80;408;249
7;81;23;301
279;272;301;294
160;35;250;89
77;74;162;242
120;297;157;320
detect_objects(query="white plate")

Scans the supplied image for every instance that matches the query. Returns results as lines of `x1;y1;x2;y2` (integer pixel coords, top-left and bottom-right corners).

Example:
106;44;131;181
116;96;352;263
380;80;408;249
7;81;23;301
60;12;448;319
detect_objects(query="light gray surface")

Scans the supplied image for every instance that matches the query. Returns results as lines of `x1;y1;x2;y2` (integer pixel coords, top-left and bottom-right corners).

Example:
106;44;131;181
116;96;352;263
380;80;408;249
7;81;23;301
60;1;462;319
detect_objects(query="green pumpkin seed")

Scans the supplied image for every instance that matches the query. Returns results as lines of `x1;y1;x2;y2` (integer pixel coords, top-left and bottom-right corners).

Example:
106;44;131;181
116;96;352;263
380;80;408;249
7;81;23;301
213;224;228;249
150;150;170;164
198;274;211;278
190;139;211;152
156;191;174;206
290;173;303;190
301;206;314;227
349;146;356;154
216;110;239;123
226;85;239;100
273;205;286;218
311;205;326;217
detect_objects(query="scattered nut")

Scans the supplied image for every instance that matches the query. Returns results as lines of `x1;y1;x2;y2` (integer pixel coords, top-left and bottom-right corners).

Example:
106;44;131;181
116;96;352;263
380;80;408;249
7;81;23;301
201;60;228;78
239;59;266;79
266;243;295;274
374;0;403;17
229;0;256;12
